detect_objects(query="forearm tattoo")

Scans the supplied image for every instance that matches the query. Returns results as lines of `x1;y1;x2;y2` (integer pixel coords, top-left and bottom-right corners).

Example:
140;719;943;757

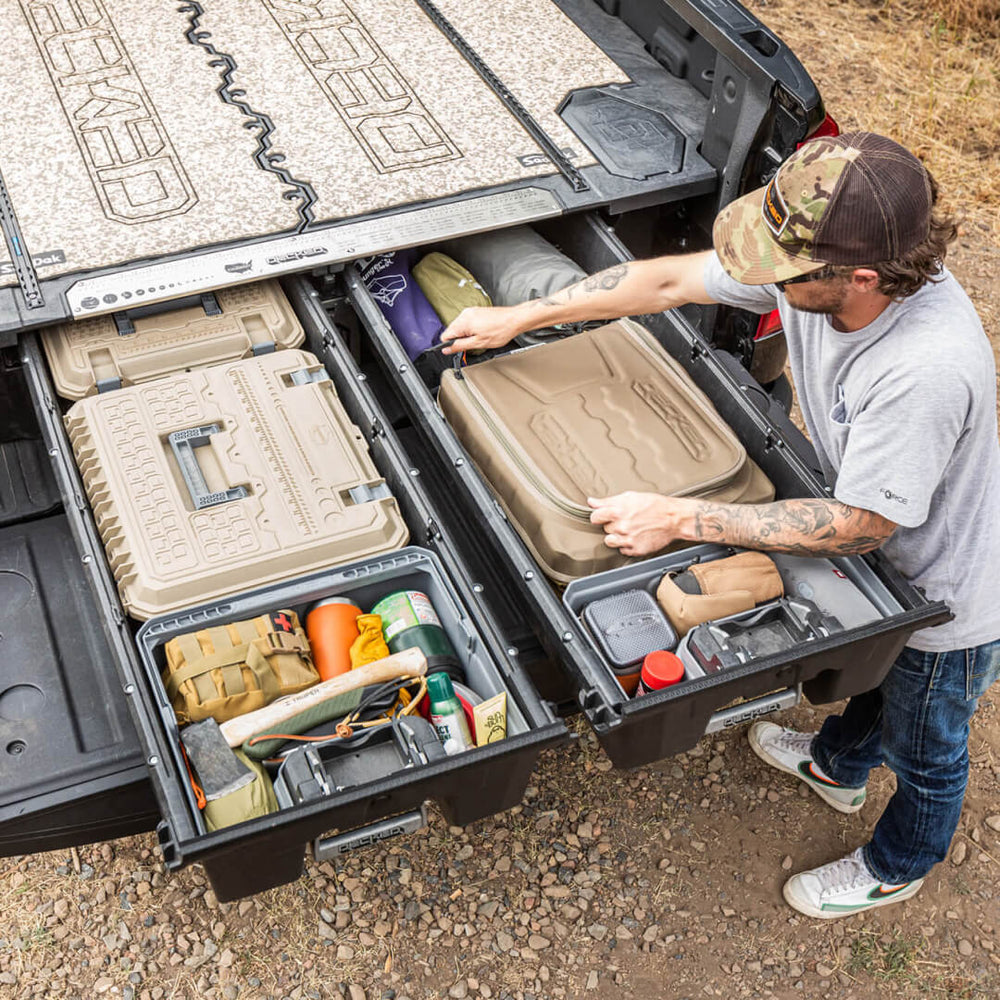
539;262;630;306
691;499;893;557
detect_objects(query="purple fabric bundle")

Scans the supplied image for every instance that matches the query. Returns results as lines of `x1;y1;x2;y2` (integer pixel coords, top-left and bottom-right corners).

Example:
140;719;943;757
359;250;444;360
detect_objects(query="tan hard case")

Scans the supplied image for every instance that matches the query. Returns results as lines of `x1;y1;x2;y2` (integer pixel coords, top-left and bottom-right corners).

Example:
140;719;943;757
42;280;304;399
65;349;408;620
438;319;773;583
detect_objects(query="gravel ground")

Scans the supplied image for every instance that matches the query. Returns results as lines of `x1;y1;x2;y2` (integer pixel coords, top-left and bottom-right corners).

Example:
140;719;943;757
2;703;999;1000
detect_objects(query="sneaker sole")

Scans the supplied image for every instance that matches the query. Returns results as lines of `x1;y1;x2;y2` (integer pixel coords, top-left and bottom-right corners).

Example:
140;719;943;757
782;874;923;919
747;723;865;815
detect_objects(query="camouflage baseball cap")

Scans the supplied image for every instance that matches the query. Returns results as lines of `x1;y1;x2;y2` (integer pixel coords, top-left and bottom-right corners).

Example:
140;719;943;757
713;132;933;285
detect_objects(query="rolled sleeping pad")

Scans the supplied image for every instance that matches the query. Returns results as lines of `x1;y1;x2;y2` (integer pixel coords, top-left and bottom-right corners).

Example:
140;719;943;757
412;253;492;326
437;226;586;307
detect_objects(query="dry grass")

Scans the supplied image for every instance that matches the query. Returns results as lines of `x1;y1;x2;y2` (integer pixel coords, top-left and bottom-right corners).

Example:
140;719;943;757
753;0;1000;235
914;0;1000;38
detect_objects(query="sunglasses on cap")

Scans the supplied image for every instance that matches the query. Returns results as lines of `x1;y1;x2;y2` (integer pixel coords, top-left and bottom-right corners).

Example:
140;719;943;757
775;265;836;291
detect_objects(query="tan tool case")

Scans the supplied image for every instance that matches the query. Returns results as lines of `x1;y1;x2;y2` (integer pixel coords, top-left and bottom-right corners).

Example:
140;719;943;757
438;319;773;582
65;348;409;619
42;280;304;399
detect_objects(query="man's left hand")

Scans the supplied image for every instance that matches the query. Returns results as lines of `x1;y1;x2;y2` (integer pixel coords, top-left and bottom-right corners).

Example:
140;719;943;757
587;492;688;557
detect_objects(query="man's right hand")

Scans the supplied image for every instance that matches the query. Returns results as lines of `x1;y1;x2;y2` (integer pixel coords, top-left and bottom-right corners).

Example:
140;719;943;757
440;306;523;355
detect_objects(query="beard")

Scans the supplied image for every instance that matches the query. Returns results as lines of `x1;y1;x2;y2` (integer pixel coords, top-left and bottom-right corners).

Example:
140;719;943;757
783;279;850;316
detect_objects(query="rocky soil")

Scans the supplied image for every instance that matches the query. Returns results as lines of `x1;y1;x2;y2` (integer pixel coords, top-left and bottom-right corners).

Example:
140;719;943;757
2;698;999;999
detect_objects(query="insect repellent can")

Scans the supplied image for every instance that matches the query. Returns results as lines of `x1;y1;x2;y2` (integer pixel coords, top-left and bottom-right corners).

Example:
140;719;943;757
306;597;361;681
427;672;475;754
370;590;464;683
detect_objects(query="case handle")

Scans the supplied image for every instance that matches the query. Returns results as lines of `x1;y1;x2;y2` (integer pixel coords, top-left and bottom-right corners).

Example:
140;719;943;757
312;804;428;860
169;424;248;510
114;291;222;336
704;684;801;734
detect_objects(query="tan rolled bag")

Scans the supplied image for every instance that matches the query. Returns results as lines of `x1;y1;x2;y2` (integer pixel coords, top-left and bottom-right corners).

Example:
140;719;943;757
657;551;784;637
163;610;319;725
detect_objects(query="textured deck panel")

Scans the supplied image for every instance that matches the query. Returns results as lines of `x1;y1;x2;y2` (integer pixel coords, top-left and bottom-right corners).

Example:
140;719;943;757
0;0;628;286
0;0;300;285
65;350;409;619
43;280;305;399
200;0;627;224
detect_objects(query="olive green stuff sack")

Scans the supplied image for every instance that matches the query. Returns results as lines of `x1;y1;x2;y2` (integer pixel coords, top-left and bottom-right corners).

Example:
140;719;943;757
413;252;491;326
203;751;278;832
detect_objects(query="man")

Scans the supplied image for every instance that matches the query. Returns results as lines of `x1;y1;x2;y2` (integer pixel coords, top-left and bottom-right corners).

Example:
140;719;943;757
441;132;1000;919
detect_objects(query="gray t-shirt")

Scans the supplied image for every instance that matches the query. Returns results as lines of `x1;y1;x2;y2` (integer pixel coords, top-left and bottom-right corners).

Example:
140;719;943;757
703;253;1000;651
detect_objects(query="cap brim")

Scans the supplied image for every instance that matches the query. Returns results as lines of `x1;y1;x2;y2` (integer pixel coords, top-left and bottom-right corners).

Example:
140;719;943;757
713;184;829;285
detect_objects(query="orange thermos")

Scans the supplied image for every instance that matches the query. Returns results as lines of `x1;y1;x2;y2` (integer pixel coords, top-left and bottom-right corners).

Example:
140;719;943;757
306;597;362;680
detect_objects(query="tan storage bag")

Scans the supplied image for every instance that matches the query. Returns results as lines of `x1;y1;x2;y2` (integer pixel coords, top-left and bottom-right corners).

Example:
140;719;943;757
164;610;318;725
439;320;774;582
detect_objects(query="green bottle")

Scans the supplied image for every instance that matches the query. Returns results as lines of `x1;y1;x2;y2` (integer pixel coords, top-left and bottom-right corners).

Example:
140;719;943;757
427;672;474;755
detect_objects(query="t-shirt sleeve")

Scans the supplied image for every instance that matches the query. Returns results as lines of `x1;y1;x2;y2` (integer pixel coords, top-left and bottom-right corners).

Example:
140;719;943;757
833;365;971;528
702;252;779;314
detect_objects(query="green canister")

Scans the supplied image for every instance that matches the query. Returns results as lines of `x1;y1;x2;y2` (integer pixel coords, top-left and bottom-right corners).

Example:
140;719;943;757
371;590;464;683
427;673;474;754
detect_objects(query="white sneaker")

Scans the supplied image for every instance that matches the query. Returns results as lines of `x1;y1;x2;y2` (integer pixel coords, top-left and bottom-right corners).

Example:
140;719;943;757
748;721;867;813
783;847;924;918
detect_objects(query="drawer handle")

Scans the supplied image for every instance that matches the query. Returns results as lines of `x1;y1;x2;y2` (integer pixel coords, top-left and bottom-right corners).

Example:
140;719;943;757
704;684;801;734
169;425;249;510
313;804;429;860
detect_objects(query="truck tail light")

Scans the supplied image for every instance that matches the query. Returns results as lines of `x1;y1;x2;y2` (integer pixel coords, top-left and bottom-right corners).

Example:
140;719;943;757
755;309;783;341
800;114;841;147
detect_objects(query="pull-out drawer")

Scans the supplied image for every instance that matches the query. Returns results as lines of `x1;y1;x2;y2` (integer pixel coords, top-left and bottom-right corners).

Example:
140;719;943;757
7;277;565;900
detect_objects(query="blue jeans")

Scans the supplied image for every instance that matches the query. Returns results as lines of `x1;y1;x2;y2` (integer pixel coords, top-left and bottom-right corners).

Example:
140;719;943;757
811;639;1000;885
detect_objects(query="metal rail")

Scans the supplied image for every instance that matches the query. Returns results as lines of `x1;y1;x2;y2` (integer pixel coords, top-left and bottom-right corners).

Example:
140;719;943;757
0;165;43;309
413;0;590;193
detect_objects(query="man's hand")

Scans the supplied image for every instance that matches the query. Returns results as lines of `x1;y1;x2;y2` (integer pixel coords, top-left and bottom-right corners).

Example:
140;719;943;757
440;306;523;355
588;492;688;557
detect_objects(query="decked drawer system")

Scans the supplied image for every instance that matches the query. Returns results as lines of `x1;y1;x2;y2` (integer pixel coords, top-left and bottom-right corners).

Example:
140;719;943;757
6;281;565;899
0;1;940;899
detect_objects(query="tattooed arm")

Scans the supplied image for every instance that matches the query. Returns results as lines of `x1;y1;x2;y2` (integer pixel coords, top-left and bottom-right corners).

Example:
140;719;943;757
587;492;897;559
440;250;717;354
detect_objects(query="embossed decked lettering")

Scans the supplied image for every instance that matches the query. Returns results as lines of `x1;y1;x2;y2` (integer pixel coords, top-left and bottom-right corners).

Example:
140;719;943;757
262;0;461;172
633;381;710;461
22;0;197;223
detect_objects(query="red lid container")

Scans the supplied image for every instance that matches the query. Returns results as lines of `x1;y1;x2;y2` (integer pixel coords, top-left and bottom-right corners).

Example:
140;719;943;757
638;650;685;693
